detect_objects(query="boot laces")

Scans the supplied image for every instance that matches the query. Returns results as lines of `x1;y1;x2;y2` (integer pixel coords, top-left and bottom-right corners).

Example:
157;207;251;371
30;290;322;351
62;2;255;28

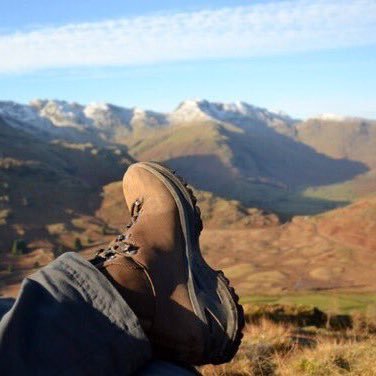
93;199;143;262
125;199;142;229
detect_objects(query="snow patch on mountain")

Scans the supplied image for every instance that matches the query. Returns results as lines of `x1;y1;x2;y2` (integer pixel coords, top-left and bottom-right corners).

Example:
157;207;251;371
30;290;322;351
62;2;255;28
170;99;297;135
0;98;299;140
27;100;168;131
0;101;51;131
85;103;134;130
310;113;368;123
0;101;37;122
313;113;347;122
131;107;168;129
31;100;91;128
169;99;213;123
84;102;110;116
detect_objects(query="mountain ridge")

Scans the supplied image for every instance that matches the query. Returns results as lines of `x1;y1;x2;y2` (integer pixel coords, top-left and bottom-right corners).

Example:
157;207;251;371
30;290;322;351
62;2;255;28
1;98;375;217
2;98;374;141
0;98;300;134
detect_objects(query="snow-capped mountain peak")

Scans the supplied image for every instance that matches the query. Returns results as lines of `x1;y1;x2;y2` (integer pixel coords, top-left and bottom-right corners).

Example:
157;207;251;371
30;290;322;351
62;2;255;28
313;113;348;122
170;99;213;123
84;102;111;117
33;100;89;127
170;99;297;132
0;101;39;123
0;98;300;141
0;100;52;131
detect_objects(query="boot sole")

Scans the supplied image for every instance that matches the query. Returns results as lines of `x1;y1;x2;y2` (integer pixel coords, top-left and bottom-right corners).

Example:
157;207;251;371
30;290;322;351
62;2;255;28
130;161;244;364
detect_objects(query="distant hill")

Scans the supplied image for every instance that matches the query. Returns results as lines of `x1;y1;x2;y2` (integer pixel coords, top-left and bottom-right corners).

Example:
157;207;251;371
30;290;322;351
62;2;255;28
202;194;376;296
295;117;376;201
314;194;376;251
121;101;372;216
0;99;374;218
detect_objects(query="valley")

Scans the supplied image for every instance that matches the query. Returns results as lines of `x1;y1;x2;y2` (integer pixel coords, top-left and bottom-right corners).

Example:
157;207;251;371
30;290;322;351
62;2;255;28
0;99;375;302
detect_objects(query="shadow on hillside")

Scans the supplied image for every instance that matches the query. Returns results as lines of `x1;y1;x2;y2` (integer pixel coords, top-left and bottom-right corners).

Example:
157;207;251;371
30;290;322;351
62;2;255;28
163;119;369;219
222;123;368;188
164;153;358;220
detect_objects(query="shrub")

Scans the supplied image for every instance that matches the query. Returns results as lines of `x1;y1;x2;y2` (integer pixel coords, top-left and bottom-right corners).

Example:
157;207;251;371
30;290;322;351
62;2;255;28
53;245;65;258
244;304;327;327
74;238;83;252
11;239;28;255
101;225;117;235
243;303;354;331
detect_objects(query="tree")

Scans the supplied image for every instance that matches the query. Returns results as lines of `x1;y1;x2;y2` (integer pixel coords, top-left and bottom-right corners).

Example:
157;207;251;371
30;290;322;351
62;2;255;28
53;245;65;259
74;238;83;252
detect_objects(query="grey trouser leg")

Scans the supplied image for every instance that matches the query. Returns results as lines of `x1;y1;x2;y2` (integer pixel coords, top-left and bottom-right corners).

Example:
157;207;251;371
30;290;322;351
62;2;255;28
0;252;152;375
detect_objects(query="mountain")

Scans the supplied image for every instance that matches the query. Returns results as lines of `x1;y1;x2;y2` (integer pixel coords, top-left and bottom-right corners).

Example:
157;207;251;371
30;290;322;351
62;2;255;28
295;117;376;201
169;99;297;136
0;99;168;142
122;101;370;216
0;99;374;217
0;98;295;136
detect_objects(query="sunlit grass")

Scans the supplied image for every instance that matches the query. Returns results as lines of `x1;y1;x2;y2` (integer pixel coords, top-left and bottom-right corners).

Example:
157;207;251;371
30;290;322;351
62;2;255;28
200;307;376;375
240;293;376;314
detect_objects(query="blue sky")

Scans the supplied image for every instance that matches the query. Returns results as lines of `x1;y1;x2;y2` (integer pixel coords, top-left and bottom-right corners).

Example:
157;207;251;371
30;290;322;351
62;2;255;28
0;0;375;119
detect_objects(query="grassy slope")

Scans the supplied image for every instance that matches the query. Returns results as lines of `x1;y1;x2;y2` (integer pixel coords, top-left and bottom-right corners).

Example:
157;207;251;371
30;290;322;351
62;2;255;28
296;118;376;202
201;314;376;375
241;292;376;314
296;119;376;167
202;194;376;297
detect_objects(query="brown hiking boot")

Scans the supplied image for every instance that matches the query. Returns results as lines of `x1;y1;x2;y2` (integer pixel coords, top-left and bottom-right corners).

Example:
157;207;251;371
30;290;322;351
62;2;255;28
91;162;244;365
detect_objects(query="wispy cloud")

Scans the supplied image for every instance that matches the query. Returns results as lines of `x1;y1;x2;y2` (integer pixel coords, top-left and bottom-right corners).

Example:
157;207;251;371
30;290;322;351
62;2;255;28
1;0;375;74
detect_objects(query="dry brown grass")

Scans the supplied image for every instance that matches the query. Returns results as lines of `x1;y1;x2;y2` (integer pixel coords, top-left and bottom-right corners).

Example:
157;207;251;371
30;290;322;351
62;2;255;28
200;314;376;376
281;338;376;376
201;320;297;376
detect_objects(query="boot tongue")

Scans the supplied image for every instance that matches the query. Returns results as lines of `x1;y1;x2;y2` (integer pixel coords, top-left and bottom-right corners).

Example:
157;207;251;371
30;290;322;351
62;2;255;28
125;198;143;230
100;256;156;332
